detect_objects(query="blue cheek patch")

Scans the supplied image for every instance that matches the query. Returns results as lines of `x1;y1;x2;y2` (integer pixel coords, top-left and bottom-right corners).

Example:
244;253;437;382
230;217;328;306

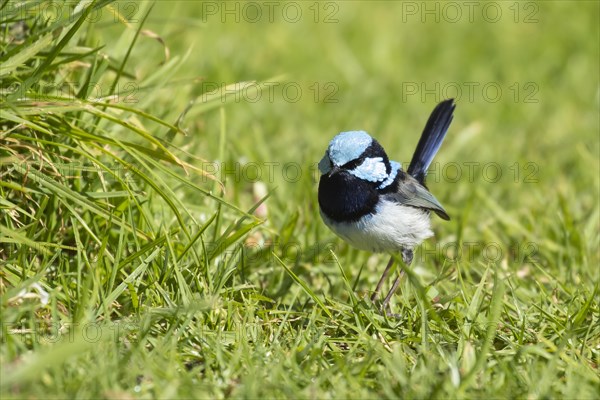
328;131;372;166
349;157;388;182
378;161;401;189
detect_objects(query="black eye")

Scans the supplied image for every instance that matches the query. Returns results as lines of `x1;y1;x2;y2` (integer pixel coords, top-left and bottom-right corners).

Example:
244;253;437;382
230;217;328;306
341;158;362;170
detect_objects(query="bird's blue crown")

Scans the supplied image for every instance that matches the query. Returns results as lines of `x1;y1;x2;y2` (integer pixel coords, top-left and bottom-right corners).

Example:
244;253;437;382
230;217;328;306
318;130;373;174
328;130;372;166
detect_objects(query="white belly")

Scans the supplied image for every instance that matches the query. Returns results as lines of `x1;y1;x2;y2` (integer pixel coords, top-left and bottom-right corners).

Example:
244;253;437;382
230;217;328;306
321;199;433;253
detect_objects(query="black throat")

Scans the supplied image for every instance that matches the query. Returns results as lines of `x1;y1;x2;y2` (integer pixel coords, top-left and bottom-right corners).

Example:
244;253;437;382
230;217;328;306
318;171;379;223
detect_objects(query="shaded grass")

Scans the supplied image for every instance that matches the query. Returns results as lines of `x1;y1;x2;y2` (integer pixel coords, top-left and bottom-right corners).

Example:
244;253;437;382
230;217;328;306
1;0;599;398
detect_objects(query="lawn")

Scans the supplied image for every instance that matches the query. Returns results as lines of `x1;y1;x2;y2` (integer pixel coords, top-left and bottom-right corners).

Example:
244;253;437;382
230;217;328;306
1;1;598;398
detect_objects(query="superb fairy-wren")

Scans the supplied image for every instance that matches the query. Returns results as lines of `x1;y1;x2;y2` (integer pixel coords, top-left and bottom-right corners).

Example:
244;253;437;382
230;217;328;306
317;99;456;309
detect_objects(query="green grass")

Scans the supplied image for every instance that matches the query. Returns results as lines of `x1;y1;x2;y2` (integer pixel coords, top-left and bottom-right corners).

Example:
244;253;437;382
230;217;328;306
1;0;598;398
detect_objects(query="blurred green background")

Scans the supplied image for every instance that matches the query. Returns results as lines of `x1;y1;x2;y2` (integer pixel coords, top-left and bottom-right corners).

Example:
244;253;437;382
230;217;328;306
131;0;598;221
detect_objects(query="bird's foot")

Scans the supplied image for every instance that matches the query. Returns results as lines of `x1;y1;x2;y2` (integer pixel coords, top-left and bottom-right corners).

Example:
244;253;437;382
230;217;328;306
385;311;402;319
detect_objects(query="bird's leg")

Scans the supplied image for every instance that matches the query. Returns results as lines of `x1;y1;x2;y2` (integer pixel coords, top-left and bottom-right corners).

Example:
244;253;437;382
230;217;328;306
370;256;395;302
382;248;413;310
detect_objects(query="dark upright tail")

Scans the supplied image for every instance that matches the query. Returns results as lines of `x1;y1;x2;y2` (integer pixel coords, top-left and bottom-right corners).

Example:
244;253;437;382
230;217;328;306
407;99;456;185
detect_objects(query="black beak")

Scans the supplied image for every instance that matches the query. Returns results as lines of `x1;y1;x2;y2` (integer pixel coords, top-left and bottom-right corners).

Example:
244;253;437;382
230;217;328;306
327;165;340;177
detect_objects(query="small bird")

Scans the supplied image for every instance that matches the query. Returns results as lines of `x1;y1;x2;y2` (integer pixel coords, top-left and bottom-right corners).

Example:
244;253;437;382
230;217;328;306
318;99;456;309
